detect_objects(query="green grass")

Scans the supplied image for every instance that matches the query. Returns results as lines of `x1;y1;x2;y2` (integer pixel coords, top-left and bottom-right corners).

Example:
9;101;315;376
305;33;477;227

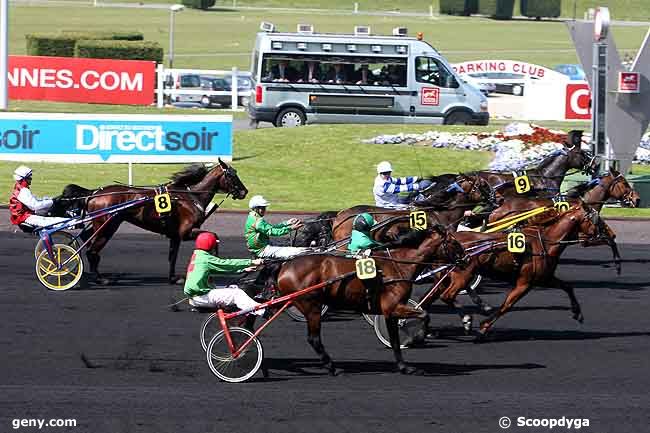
8;5;649;70
0;124;491;210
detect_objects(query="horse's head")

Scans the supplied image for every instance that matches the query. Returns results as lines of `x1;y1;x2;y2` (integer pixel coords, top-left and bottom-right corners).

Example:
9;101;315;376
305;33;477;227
212;158;248;200
604;169;640;208
428;224;465;265
560;131;598;175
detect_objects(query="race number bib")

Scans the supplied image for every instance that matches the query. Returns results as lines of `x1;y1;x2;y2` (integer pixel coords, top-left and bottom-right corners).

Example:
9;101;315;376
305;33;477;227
554;201;570;213
514;174;531;194
409;211;427;230
507;232;526;253
355;258;377;280
154;193;172;213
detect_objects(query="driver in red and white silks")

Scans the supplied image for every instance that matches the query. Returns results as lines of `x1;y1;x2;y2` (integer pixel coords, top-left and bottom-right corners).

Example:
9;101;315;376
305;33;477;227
9;166;68;228
184;232;267;315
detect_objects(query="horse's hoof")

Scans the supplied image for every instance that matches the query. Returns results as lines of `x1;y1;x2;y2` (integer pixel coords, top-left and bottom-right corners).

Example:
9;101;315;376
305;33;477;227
94;277;110;286
462;315;473;334
398;364;418;375
574;312;584;323
480;304;495;316
169;277;185;285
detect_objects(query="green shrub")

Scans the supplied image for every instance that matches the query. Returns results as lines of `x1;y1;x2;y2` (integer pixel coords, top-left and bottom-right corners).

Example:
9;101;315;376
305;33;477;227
440;0;478;15
478;0;515;19
61;30;145;41
181;0;215;10
75;40;163;63
26;33;77;57
520;0;561;18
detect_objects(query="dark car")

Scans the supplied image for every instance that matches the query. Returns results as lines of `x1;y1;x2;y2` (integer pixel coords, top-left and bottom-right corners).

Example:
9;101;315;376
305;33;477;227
199;75;251;108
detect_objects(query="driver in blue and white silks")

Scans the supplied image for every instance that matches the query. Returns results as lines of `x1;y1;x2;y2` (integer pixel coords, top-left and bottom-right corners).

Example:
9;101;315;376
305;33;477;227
373;161;432;208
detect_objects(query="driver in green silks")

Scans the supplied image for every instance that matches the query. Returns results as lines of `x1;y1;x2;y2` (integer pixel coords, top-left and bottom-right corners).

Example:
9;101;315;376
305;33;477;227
348;212;382;253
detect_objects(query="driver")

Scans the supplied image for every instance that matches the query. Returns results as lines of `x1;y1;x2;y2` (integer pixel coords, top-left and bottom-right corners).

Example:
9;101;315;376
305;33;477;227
244;195;310;259
9;165;68;228
184;232;267;315
373;161;432;208
348;212;382;253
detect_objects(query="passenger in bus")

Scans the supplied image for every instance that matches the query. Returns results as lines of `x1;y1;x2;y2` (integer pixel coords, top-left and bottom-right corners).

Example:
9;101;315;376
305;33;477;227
354;64;369;85
297;61;321;83
264;60;299;83
326;64;346;84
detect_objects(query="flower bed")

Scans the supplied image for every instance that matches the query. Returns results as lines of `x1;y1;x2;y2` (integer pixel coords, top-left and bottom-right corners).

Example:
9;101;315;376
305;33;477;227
363;123;650;171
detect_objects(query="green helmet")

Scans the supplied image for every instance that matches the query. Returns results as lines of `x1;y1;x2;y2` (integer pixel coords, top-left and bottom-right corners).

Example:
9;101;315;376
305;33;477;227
353;212;376;232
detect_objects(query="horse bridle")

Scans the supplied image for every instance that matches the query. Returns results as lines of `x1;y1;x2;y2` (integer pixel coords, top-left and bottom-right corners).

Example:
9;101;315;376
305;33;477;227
216;165;246;198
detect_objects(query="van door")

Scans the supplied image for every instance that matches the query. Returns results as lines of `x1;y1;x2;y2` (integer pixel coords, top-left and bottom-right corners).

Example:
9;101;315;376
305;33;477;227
410;56;465;122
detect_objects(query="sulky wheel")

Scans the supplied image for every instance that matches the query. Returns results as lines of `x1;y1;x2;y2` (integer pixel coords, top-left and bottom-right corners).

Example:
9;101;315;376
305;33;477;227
34;231;80;260
206;327;263;383
373;299;425;349
35;244;83;291
200;313;219;353
365;297;417;328
286;304;329;322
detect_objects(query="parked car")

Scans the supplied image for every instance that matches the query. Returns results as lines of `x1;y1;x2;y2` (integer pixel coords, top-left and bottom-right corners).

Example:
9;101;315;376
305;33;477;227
461;75;496;96
165;73;203;104
554;64;586;81
198;75;250;108
467;72;527;96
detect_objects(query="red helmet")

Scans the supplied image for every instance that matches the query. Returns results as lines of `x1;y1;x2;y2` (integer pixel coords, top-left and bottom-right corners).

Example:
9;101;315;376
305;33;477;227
195;232;219;251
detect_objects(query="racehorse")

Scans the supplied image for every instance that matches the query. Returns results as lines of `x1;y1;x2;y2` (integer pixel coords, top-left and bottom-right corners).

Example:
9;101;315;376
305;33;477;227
273;225;464;374
53;160;247;284
330;174;496;244
420;202;603;340
475;143;598;198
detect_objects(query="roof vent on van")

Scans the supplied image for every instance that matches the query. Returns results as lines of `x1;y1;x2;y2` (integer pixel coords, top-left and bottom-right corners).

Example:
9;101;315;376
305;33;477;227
392;27;408;37
297;24;314;34
354;26;371;36
260;22;275;32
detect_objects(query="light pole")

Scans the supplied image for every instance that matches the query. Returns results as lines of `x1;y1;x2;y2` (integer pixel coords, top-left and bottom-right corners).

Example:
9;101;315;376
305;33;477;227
1;0;9;110
168;4;184;69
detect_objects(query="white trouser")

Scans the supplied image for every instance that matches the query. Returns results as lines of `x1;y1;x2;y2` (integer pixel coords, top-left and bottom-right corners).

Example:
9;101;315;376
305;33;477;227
189;286;265;316
257;245;309;259
25;215;69;228
456;223;474;232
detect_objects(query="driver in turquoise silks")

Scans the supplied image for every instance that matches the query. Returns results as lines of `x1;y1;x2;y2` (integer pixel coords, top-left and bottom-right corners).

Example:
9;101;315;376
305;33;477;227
348;212;382;253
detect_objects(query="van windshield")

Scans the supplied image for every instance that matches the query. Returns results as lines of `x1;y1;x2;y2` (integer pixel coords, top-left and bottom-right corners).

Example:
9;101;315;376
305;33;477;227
260;54;407;87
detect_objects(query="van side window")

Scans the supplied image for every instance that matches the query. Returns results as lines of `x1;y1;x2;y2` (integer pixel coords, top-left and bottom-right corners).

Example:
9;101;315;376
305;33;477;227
415;57;458;88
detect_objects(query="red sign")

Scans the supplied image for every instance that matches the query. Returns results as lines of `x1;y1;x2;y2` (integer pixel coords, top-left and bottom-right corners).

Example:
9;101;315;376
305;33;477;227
618;72;640;93
7;55;155;105
421;87;440;106
565;83;591;120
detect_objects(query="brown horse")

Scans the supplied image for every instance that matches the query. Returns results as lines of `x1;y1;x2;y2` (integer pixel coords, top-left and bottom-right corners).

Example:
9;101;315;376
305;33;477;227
420;202;603;340
476;143;598;199
273;225;464;374
56;160;247;283
330;174;495;244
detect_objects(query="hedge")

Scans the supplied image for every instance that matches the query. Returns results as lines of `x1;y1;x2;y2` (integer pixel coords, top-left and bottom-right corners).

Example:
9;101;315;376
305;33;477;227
520;0;561;19
439;0;478;16
75;40;163;63
26;31;145;57
26;34;77;57
181;0;216;10
61;30;144;41
478;0;515;19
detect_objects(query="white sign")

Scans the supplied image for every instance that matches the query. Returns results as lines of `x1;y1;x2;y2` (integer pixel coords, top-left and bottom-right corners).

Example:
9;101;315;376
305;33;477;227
452;60;569;81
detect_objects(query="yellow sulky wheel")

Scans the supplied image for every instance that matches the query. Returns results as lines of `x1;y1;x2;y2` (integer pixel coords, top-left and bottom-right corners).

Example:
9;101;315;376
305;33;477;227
34;231;80;260
35;244;84;291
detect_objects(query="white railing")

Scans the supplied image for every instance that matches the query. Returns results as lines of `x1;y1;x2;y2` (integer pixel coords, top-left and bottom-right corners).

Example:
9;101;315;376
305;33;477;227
155;65;252;110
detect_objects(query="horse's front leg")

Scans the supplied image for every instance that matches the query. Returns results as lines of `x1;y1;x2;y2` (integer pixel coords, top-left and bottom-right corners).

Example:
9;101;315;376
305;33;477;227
305;306;336;375
168;237;182;284
545;276;584;323
385;316;418;375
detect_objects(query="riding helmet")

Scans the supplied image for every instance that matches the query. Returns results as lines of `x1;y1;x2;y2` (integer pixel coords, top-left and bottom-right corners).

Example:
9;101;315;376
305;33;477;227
195;232;219;251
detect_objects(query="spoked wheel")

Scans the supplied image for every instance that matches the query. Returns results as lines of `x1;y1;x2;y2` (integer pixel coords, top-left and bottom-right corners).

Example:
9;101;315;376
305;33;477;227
206;327;264;383
35;244;84;291
373;299;425;349
365;298;417;327
286;304;329;322
200;313;218;352
34;231;80;260
469;274;482;291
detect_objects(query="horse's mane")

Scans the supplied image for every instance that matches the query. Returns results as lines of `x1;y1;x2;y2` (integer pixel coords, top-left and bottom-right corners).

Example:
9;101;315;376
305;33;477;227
565;178;599;199
170;164;210;187
390;224;445;248
536;148;567;171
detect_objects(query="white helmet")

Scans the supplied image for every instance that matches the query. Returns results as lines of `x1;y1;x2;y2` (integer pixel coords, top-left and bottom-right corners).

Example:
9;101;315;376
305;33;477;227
249;195;270;209
376;161;393;174
13;165;33;181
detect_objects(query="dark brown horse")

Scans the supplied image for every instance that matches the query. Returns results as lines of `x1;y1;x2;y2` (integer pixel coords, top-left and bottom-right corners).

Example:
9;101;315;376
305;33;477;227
55;160;247;283
273;225;464;374
421;202;603;340
476;143;598;199
330;174;495;244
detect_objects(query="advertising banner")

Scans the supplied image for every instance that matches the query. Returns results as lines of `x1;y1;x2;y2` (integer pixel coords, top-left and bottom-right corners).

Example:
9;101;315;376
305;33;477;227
0;113;232;163
451;60;569;81
7;56;155;105
565;83;591;120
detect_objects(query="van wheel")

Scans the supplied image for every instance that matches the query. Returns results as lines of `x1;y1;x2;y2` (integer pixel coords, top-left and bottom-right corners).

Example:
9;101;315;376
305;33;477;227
444;111;473;125
275;108;305;127
200;96;211;107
